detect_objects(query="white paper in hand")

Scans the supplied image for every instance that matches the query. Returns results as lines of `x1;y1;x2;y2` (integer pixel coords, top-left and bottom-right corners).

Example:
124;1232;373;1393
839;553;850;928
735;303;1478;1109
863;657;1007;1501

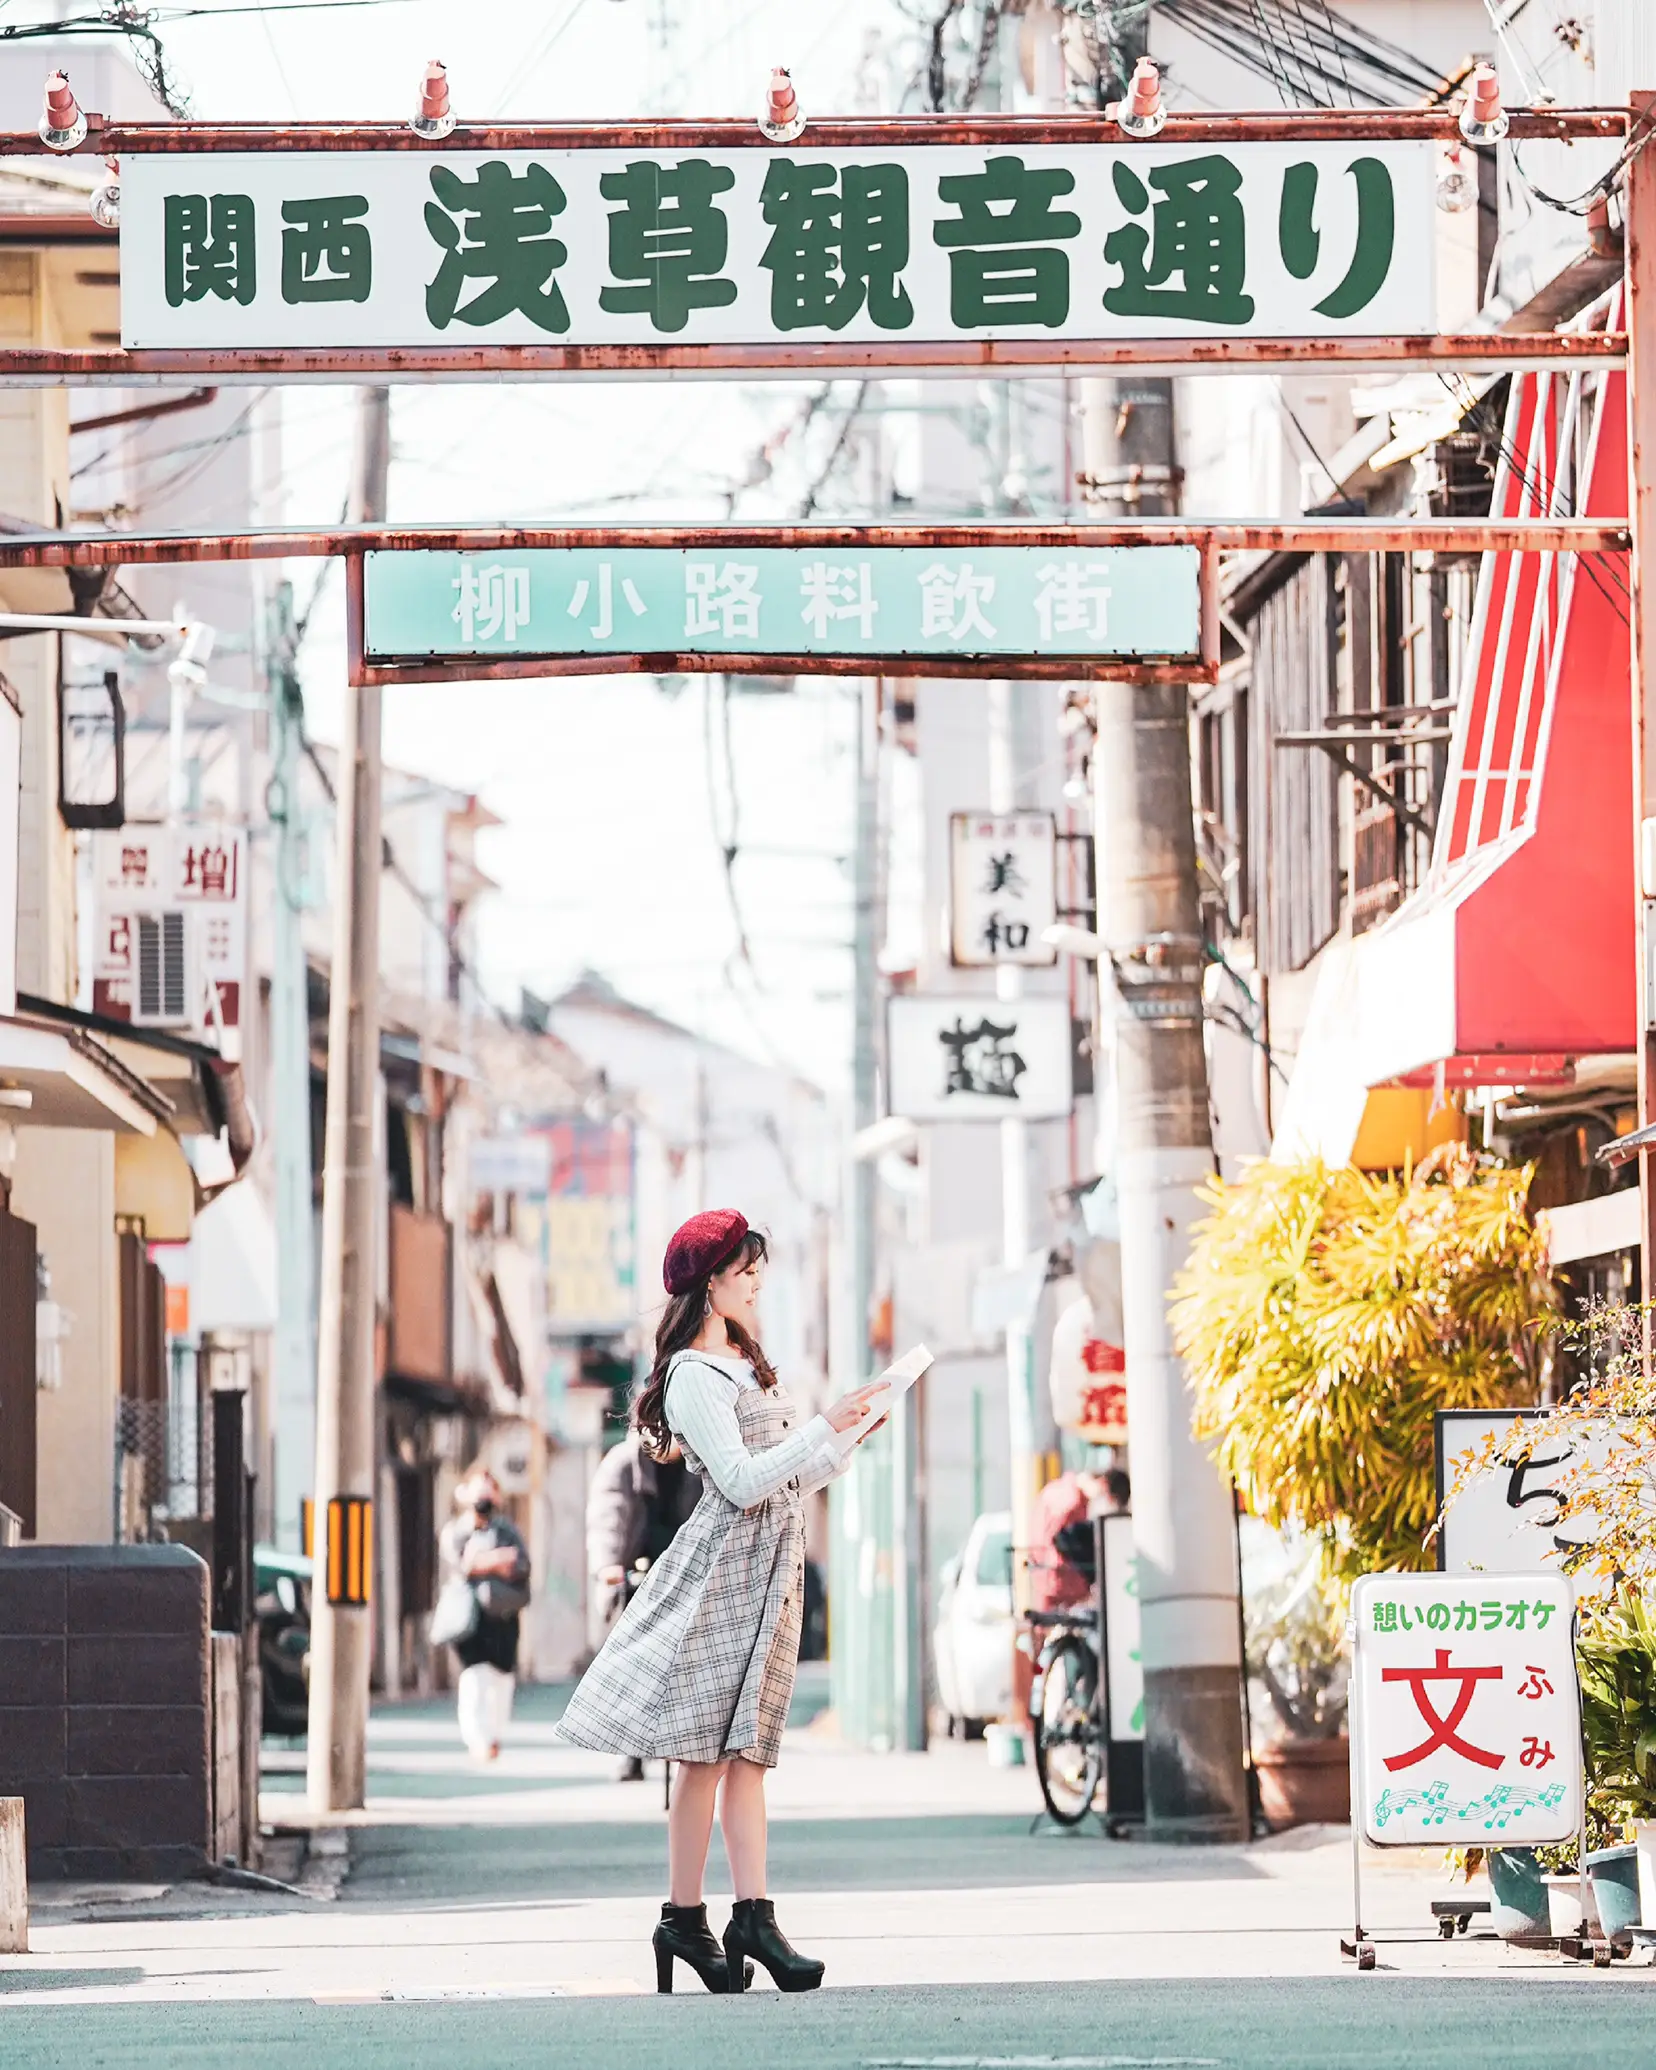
833;1343;933;1455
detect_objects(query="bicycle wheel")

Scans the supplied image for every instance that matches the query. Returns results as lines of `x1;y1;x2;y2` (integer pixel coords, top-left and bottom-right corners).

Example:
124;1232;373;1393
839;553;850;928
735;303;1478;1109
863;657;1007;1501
1034;1634;1102;1826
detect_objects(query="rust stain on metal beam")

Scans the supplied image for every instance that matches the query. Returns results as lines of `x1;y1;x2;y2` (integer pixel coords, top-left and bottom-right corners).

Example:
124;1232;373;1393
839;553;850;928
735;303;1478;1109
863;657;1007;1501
350;650;1220;688
0;334;1626;387
1199;540;1222;675
70;386;218;437
0;109;1622;153
0;519;1626;570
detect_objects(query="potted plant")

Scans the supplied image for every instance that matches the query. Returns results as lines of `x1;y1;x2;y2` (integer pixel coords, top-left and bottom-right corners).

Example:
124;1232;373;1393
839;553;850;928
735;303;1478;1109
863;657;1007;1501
1171;1145;1555;1585
1245;1551;1349;1829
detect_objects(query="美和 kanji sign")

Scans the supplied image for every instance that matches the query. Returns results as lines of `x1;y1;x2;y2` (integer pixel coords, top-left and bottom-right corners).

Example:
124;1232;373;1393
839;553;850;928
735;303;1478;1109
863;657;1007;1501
1350;1573;1580;1848
949;812;1058;968
363;545;1200;663
119;144;1434;351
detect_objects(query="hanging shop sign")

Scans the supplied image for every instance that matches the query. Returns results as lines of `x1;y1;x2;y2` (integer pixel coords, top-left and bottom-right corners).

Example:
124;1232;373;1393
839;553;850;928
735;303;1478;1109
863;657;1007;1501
518;1116;637;1337
1049;1291;1127;1443
1349;1572;1580;1848
949;811;1057;968
90;823;247;1047
118;143;1434;352
469;1133;554;1196
888;992;1073;1122
1434;1408;1612;1580
363;545;1201;665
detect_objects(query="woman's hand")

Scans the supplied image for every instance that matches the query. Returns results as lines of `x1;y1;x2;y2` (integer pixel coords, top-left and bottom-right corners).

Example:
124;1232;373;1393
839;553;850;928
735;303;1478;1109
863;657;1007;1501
824;1382;887;1434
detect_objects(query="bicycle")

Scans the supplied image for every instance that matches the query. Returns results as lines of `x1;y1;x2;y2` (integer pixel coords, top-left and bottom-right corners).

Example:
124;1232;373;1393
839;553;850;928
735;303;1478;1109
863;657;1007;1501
1027;1603;1105;1826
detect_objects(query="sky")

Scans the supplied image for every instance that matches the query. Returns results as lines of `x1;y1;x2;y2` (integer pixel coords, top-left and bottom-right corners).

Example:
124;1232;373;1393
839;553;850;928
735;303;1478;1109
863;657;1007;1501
92;0;922;1093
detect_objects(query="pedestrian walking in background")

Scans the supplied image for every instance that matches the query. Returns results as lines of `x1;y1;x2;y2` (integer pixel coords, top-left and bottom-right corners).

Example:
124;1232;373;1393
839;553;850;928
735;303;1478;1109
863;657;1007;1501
435;1469;531;1762
586;1425;702;1780
557;1208;886;1994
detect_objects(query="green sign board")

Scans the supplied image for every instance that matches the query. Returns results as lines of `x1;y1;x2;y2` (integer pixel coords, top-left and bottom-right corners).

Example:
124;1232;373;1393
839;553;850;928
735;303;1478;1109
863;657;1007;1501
361;545;1203;662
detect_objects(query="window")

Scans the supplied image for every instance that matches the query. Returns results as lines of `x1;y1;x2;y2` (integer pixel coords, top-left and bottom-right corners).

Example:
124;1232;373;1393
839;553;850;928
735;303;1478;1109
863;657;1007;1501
134;911;188;1023
976;1524;1014;1588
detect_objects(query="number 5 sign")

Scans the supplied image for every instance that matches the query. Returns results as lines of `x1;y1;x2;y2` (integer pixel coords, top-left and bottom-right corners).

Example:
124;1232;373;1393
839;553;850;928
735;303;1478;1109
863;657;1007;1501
1350;1573;1581;1847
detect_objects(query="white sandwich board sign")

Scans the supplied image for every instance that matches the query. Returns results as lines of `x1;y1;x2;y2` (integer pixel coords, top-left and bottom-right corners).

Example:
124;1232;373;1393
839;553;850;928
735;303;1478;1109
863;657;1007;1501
1349;1572;1580;1849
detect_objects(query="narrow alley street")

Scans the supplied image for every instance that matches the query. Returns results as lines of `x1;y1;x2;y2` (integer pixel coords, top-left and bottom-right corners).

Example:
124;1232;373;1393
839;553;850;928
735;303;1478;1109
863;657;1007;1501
4;1677;1654;2067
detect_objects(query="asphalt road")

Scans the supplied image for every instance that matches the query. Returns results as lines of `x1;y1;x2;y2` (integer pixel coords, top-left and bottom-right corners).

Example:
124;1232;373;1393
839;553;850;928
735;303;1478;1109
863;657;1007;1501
5;1977;1656;2070
8;1681;1654;2064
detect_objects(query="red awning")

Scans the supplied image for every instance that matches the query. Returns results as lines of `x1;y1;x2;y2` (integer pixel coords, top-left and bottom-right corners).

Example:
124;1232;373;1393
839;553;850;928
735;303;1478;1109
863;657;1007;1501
1356;333;1634;1089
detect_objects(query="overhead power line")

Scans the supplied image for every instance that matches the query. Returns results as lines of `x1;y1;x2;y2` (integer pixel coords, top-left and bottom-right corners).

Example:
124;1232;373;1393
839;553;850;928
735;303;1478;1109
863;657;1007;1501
1156;0;1445;108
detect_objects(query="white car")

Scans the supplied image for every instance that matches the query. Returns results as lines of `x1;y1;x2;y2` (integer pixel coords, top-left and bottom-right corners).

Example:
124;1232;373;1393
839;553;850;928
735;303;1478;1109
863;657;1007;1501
933;1511;1015;1738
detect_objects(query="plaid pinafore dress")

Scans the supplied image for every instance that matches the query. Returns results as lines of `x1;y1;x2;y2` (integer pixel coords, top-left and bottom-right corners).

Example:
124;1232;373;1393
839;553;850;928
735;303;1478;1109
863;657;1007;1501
557;1366;807;1768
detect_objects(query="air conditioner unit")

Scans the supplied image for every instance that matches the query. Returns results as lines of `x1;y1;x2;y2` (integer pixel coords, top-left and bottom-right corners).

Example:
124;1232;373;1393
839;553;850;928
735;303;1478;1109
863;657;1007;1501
133;909;190;1025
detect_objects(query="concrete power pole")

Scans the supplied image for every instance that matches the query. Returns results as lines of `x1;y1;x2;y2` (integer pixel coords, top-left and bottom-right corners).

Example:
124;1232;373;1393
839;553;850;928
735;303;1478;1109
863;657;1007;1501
833;670;889;1746
306;387;390;1811
267;581;315;1553
987;676;1042;1615
1085;377;1249;1842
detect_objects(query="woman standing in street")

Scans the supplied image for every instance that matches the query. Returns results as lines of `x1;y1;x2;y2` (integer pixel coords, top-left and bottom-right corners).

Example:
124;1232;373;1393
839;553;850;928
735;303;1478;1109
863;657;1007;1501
558;1209;884;1995
437;1469;531;1761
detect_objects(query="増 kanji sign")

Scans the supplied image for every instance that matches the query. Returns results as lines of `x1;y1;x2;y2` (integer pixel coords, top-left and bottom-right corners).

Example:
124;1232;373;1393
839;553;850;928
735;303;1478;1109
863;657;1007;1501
362;545;1200;662
91;823;247;1045
118;143;1434;350
1350;1573;1580;1848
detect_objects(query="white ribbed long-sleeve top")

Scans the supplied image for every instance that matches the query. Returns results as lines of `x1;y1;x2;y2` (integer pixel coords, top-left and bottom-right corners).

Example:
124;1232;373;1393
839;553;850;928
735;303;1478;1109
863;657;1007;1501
664;1349;847;1510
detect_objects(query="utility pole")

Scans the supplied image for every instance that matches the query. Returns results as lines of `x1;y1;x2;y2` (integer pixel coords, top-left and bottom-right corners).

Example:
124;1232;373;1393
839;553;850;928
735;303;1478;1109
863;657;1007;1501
1086;383;1249;1841
267;580;315;1553
832;670;891;1747
988;676;1042;1615
307;387;389;1812
878;669;926;1755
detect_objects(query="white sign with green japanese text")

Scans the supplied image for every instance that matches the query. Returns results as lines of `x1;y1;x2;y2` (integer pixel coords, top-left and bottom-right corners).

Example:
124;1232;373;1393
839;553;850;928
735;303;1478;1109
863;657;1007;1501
1350;1573;1580;1848
119;144;1434;350
362;545;1200;661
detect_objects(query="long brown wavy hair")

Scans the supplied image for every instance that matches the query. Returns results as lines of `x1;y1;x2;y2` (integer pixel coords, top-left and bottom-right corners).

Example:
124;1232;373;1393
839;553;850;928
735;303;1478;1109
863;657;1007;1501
635;1228;777;1456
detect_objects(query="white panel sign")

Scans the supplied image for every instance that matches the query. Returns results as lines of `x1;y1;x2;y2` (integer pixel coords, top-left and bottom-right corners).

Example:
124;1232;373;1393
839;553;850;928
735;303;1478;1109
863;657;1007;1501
90;824;248;1047
888;993;1073;1121
1351;1572;1579;1847
1101;1512;1144;1743
470;1135;553;1195
949;812;1057;967
119;144;1436;350
1435;1408;1608;1579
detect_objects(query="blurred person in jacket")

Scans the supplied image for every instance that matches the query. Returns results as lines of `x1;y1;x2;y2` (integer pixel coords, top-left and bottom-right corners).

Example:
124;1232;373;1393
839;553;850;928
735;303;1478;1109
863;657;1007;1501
1027;1466;1130;1611
587;1428;703;1779
438;1469;531;1761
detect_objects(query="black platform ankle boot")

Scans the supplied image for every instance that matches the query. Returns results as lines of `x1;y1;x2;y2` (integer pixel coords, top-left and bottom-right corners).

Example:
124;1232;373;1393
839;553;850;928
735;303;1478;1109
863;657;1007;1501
723;1897;826;1993
653;1902;745;1994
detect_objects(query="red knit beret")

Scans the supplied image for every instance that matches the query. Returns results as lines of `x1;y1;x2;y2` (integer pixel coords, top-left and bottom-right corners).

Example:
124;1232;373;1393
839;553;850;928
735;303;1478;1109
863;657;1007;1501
663;1208;749;1296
